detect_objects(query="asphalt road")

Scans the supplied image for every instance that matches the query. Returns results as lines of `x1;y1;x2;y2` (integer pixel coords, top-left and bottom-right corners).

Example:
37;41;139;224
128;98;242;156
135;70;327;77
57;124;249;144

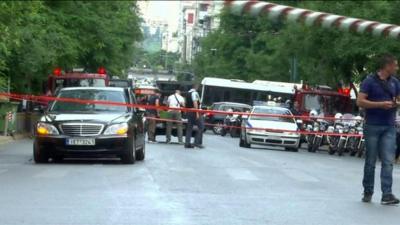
0;133;399;225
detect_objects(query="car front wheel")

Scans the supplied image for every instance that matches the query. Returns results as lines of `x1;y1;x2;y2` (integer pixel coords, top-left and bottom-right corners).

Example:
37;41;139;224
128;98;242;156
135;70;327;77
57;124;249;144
136;144;145;161
33;140;50;163
239;132;251;148
121;139;136;164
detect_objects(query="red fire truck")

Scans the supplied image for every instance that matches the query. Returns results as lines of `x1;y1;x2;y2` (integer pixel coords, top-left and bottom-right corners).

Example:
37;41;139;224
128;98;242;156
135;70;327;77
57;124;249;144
292;84;353;117
44;67;109;96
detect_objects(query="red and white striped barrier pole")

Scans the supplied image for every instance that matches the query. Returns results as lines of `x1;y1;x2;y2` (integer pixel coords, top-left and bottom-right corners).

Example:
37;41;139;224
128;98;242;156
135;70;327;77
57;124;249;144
224;0;400;39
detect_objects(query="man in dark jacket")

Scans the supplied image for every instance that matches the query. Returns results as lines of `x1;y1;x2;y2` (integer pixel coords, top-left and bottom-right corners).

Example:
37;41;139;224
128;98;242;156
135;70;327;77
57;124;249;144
146;90;160;142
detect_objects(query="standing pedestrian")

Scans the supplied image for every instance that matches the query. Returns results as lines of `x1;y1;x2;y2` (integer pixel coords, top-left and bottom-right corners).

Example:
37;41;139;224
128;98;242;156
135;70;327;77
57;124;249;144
166;90;185;144
146;90;161;143
291;101;300;116
185;84;204;149
357;53;400;205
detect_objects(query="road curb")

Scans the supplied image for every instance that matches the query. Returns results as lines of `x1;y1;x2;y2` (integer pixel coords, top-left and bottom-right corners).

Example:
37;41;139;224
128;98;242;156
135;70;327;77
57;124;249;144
0;133;31;146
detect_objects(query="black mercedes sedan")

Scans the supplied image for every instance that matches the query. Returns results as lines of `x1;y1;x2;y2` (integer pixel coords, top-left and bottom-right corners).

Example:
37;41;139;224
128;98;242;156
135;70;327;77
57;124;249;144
33;87;145;164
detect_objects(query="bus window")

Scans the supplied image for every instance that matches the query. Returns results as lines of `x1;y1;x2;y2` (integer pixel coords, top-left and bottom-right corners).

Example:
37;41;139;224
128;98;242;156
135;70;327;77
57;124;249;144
223;90;231;101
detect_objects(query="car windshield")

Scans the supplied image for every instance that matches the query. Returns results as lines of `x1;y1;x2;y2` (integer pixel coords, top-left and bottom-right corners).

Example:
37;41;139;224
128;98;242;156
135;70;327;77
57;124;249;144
250;107;294;123
50;89;128;113
109;80;130;88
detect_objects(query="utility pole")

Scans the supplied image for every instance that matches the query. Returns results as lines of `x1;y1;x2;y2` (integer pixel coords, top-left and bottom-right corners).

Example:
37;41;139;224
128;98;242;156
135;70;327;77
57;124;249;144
182;18;187;65
7;77;10;93
165;32;169;69
290;56;298;82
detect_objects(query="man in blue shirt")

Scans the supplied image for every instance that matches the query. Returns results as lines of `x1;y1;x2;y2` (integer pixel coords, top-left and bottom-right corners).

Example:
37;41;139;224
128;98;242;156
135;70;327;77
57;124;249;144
357;53;400;205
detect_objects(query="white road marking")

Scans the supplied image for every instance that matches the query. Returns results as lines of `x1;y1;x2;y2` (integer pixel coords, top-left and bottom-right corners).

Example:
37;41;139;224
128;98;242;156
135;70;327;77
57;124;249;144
328;157;341;161
226;168;260;181
33;169;69;178
282;168;320;183
240;157;265;167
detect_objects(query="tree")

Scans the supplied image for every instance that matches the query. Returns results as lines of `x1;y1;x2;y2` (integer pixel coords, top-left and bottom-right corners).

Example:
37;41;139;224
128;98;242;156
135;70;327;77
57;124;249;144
194;1;400;86
0;1;143;93
133;49;180;72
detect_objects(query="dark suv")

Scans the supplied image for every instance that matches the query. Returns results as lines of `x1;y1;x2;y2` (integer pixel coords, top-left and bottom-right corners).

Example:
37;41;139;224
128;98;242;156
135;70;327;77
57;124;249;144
33;87;145;164
204;102;251;134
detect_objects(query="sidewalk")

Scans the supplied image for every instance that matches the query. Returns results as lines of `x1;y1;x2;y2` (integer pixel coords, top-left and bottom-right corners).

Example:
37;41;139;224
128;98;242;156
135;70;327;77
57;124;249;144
0;133;30;146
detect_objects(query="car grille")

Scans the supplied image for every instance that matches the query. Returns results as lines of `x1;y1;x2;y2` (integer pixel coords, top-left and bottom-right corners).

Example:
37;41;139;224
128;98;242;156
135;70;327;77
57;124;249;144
60;123;104;136
266;139;282;144
284;140;297;145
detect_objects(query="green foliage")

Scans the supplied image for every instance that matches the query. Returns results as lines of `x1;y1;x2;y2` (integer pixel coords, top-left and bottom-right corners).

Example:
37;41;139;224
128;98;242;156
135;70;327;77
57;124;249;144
194;0;400;86
0;1;142;93
133;49;180;72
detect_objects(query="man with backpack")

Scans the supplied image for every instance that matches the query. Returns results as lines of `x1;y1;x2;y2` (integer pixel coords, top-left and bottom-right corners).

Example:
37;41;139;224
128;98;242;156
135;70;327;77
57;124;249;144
166;90;185;144
185;84;204;149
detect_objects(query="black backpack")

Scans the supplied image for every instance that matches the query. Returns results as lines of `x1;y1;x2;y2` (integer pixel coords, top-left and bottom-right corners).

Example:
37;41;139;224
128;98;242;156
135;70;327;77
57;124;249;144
186;91;194;108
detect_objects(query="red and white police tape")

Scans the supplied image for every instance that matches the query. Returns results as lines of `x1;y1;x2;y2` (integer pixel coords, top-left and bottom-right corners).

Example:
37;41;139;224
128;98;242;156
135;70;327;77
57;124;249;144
0;92;363;137
147;116;363;137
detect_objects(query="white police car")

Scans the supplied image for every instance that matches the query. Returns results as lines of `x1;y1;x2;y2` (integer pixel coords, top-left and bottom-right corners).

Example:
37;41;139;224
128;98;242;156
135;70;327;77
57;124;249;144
239;103;300;151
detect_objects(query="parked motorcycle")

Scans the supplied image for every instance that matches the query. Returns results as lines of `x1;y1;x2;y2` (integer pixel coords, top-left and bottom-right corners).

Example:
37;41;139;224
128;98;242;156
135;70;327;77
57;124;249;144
306;110;318;152
337;114;356;156
306;110;329;152
326;123;338;155
346;116;363;156
327;113;346;156
221;112;242;137
354;116;365;158
327;113;360;156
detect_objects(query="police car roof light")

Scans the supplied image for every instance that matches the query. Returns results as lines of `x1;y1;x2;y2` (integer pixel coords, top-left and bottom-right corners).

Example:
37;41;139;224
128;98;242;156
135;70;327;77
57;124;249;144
97;67;106;75
53;67;62;76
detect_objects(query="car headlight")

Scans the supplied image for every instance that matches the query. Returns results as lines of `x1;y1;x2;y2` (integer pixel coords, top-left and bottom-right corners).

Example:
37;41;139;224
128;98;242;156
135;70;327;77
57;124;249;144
284;132;298;136
248;129;265;134
37;123;59;135
104;123;128;135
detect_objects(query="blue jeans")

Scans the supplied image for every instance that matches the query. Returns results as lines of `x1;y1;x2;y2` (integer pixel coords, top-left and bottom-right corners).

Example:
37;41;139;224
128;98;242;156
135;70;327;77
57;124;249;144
363;124;396;195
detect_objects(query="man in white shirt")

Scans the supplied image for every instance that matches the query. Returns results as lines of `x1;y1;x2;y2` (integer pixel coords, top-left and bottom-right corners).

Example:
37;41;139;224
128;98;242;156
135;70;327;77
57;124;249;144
166;90;185;143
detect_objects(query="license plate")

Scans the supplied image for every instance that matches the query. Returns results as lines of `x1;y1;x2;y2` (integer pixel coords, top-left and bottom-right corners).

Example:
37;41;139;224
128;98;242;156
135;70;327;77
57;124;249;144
66;138;95;146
